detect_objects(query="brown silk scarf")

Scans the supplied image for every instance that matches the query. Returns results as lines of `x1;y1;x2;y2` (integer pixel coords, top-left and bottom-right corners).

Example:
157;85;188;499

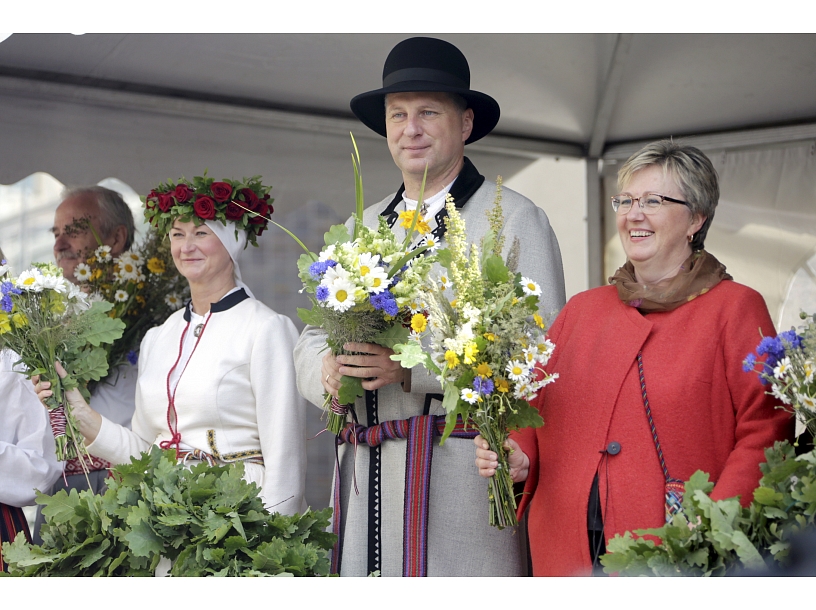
609;250;732;313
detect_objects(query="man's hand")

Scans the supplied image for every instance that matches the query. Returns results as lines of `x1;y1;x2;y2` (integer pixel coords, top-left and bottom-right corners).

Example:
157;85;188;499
322;342;406;394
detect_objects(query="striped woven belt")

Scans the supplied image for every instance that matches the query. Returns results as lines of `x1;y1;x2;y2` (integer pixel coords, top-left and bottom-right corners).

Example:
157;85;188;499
176;447;265;467
332;413;477;577
64;455;111;476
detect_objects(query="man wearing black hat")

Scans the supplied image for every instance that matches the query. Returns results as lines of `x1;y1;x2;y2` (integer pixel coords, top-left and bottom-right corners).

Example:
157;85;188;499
295;37;565;576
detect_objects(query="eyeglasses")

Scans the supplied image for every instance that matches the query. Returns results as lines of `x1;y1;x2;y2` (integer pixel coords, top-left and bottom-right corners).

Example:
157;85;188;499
611;193;690;215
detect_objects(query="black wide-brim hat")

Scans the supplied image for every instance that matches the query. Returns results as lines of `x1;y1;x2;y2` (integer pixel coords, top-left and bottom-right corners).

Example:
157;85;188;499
350;37;500;145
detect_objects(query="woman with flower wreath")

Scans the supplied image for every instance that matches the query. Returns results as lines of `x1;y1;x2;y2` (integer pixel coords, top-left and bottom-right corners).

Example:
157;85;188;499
475;140;793;576
34;177;307;515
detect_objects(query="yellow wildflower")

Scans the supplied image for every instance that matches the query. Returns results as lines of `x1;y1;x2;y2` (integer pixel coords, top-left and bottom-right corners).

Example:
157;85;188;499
450;299;457;308
398;210;431;235
92;268;103;280
444;350;460;368
475;362;493;378
463;341;479;364
11;312;28;327
512;297;519;305
411;313;427;333
496;378;510;393
136;295;146;305
147;257;165;274
533;313;545;329
0;313;10;334
483;332;496;342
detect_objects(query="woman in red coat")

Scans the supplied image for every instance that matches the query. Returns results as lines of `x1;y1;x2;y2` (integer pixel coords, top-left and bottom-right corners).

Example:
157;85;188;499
475;140;793;576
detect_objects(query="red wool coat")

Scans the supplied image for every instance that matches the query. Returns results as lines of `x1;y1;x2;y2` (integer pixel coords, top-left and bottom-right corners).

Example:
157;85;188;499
513;281;793;577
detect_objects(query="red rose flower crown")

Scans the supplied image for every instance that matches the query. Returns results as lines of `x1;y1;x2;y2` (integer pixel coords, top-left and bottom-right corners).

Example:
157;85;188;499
143;173;273;247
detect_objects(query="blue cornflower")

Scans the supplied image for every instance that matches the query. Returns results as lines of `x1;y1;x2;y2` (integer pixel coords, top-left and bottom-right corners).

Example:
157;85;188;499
316;285;329;302
474;377;494;395
779;329;803;350
126;350;139;365
371;290;398;316
1;280;20;296
742;353;757;373
1;294;12;313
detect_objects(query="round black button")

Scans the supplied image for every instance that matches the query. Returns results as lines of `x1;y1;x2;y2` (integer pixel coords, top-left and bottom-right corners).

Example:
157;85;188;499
606;441;621;455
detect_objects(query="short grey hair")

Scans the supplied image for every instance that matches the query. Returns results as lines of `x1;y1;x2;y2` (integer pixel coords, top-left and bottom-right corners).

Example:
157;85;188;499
618;140;719;251
62;186;136;250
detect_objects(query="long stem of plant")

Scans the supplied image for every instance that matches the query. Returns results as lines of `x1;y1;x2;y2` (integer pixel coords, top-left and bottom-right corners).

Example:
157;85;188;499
475;412;518;529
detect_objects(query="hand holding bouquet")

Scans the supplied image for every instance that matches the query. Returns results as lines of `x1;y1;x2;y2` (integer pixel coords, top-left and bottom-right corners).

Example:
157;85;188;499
0;261;125;469
392;180;557;528
275;136;437;434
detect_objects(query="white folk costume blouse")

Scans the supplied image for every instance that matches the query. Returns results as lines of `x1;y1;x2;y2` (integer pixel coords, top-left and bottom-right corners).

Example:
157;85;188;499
87;289;307;515
0;350;62;507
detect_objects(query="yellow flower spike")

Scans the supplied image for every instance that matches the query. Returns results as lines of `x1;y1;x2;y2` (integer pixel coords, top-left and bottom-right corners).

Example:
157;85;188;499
496;378;510;393
512;297;519;305
475;362;493;378
444;350;460;368
92;269;103;280
410;313;427;333
483;332;496;342
463;341;479;364
533;313;545;329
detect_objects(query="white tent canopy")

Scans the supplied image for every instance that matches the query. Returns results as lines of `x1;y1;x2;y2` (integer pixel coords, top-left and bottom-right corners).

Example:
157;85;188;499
2;32;815;510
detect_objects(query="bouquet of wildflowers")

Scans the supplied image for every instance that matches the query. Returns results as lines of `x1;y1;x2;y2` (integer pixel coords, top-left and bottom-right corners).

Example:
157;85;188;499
275;137;436;434
0;261;125;468
392;180;557;529
743;312;816;437
70;225;189;370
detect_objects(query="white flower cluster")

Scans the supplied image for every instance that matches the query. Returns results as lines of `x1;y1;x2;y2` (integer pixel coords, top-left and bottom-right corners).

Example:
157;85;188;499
13;265;86;312
506;338;558;401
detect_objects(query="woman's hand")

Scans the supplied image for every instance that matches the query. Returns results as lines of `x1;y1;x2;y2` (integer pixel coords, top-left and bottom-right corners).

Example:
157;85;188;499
32;361;103;444
324;342;406;393
474;435;530;484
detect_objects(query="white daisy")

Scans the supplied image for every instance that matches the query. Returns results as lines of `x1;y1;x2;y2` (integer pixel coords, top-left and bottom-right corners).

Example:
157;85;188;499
318;244;336;262
419;235;440;252
460;388;479;404
120;251;144;266
165;294;182;309
520;277;542;297
323;263;351;287
796;393;816;412
73;263;92;282
116;259;141;282
771;384;792;405
327;278;357;312
95;245;113;262
773;357;792;380
506;359;529;382
438;274;449;290
114;289;129;303
803;360;814;384
15;269;44;292
363;266;391;294
356;253;381;277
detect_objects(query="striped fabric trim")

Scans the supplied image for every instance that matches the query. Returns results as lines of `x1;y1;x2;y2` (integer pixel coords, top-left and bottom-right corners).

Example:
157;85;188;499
331;413;478;576
1;503;31;572
64;454;111;476
402;415;436;576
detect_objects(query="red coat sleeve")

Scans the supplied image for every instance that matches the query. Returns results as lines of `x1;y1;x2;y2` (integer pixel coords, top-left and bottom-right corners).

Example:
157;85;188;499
709;288;794;504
